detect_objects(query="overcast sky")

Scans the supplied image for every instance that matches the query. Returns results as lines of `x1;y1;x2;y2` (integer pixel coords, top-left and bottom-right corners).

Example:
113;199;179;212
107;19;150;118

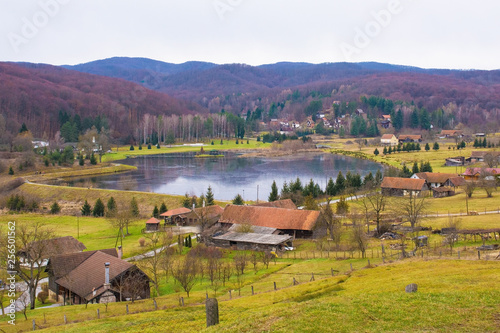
0;0;499;69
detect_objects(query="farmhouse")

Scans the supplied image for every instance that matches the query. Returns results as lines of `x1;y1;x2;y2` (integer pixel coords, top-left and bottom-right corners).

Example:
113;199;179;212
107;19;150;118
380;134;398;147
218;205;321;238
398;134;422;143
468;151;500;163
159;207;192;225
380;177;429;197
440;129;462;138
209;224;293;251
462;168;500;180
46;249;149;305
179;205;224;226
445;156;466;167
254;199;297;209
443;176;466;189
411;172;459;188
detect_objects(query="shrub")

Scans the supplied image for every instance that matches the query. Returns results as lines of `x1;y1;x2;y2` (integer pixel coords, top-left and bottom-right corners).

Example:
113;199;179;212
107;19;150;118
37;291;48;304
130;145;135;151
139;238;146;247
8;166;14;175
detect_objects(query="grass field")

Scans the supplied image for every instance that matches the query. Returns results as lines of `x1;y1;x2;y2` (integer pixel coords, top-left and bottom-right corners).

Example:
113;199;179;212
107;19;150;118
2;259;498;332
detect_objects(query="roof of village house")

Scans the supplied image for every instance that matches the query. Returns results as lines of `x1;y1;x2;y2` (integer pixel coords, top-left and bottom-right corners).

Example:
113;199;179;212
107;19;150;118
55;251;135;301
380;177;427;191
414;172;458;184
432;186;454;193
46;249;118;280
470;151;500;159
20;236;86;260
381;134;396;140
398;134;422;140
254;199;297;210
462;168;500;176
382;115;391;119
145;217;160;224
219;205;320;231
447;176;466;187
228;224;278;235
159;207;192;217
441;129;461;135
212;232;292;246
181;205;224;220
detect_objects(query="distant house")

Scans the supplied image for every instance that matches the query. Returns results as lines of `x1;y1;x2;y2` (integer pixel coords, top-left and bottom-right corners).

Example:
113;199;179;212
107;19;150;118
380;134;398;147
380;177;429;197
159;207;192;225
440;130;462;138
218;205;321;238
254;199;297;210
19;236;86;267
443;176;466;189
355;109;367;119
445;156;466;167
468;151;500;163
462;168;500;181
145;217;161;232
398;134;422;143
46;249;150;304
380;115;392;129
411;172;460;188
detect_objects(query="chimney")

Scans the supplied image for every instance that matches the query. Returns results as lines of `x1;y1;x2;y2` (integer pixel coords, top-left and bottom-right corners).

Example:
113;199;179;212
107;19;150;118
192;203;195;211
117;246;122;260
104;262;110;289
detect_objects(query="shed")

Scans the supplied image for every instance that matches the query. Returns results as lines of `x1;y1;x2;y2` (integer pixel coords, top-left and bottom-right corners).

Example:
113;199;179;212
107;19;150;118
159;207;192;225
432;187;455;198
211;232;292;251
145;217;161;232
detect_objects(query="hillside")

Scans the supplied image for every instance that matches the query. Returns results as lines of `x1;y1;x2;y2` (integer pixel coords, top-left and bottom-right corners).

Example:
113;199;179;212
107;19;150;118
0;62;207;140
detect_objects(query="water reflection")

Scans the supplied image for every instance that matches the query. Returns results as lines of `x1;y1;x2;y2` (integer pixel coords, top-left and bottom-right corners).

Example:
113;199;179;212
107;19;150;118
47;153;383;201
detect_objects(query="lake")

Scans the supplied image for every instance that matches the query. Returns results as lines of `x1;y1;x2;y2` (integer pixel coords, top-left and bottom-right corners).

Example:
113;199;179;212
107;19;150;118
51;152;383;201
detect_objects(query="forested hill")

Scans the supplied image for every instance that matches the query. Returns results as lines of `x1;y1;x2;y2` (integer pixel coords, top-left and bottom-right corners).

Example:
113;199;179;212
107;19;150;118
0;62;207;139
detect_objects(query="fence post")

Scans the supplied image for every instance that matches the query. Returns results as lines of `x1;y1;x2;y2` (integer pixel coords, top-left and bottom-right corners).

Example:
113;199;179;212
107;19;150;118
154;299;157;310
251;286;254;295
310;273;315;281
229;290;232;299
331;268;334;276
274;282;277;291
97;309;100;319
181;297;184;306
32;319;36;331
350;263;353;271
126;304;129;314
367;259;371;266
478;251;481;260
293;277;297;285
458;251;460;259
64;314;67;324
206;298;219;328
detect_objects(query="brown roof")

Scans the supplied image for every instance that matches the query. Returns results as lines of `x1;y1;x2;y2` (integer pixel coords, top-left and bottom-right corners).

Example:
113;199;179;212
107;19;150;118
55;251;134;301
398;134;422;140
185;205;224;219
47;249;118;280
254;199;297;210
219;205;320;231
380;177;427;191
213;232;292;246
145;217;160;224
470;151;500;158
447;176;466;187
441;130;461;135
432;187;454;193
381;134;396;140
382;115;391;119
21;236;86;260
159;207;191;217
414;172;458;184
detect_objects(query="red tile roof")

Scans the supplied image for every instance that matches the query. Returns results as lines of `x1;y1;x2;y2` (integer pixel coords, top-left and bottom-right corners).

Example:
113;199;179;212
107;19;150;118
381;134;396;140
145;217;160;224
380;177;427;191
398;134;422;141
159;207;191;217
414;172;458;184
254;199;297;210
462;168;500;176
219;205;320;231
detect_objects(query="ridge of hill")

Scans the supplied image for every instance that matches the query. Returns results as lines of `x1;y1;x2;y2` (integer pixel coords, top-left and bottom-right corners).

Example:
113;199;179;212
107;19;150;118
0;62;207;139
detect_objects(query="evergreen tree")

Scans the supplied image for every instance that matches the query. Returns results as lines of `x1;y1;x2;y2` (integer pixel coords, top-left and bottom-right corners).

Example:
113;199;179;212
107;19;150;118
410;109;420;128
148;143;152;149
156;143;160;149
303;179;316;197
8;166;14;175
269;180;279;202
387;146;392;154
159;202;168;214
416;143;421;151
373;148;379;156
363;172;374;187
335;171;346;195
90;153;97;165
205;186;215;206
383;147;388;155
425;143;430;151
473;138;478;148
482;137;487;148
93;198;105;217
130;197;140;217
400;165;412;178
81;200;92;216
182;194;191;209
326;177;336;196
393;110;403;131
433;142;440;151
130;145;135;151
336;196;349;215
106;197;117;217
50;202;61;214
290;177;303;193
375;169;383;184
232;194;244;205
152;205;159;218
412;162;419;174
19;123;28;133
79;154;84;166
139;144;142;150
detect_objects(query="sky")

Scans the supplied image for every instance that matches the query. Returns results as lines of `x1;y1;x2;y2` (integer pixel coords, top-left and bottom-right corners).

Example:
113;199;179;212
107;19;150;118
0;0;499;70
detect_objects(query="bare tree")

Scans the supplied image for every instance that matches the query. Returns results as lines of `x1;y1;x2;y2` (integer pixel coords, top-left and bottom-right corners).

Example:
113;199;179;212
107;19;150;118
365;192;388;236
109;211;134;249
2;222;55;310
480;170;497;197
119;266;148;303
357;195;375;233
398;192;427;229
442;217;462;255
260;251;272;269
351;226;369;259
171;257;198;297
484;153;499;168
464;181;477;198
233;253;247;275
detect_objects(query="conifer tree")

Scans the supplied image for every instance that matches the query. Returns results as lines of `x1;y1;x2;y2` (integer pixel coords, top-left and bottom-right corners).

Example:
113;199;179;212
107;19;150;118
269;180;279;202
205;186;215;206
81;200;92;216
130;197;140;217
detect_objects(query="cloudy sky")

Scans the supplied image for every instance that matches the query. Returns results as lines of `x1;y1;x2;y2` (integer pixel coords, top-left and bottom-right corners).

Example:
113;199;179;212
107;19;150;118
0;0;499;69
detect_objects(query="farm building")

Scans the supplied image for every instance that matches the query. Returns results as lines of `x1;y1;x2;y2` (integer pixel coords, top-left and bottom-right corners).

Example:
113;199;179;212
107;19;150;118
179;205;224;226
462;168;500;181
411;172;460;188
380;134;398;146
145;217;161;232
218;205;321;238
398;134;422;143
159;207;192;225
254;199;297;209
380;177;429;197
432;187;455;198
18;236;86;267
46;249;149;305
209;224;293;251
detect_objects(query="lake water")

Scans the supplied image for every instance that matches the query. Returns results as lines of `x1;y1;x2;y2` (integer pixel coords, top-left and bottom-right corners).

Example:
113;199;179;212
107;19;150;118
51;153;383;201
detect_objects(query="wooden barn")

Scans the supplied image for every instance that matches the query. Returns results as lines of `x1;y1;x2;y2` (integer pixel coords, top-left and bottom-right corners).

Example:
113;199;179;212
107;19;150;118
381;177;429;197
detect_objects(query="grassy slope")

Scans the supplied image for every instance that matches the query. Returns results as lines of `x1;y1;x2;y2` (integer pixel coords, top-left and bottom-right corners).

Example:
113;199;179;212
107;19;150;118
6;259;497;332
